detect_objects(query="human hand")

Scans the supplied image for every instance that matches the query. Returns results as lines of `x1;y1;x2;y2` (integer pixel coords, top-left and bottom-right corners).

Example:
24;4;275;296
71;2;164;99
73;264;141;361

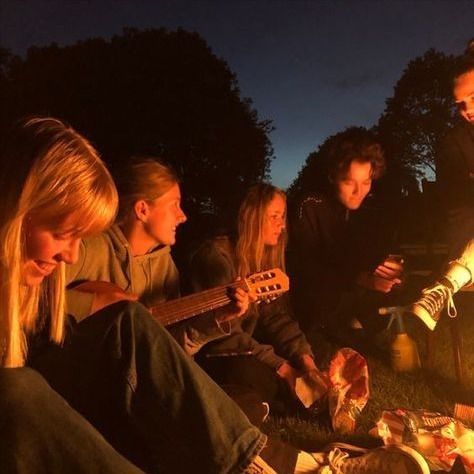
357;257;403;293
215;286;250;324
276;362;299;392
298;354;319;373
300;369;330;399
356;271;397;293
374;254;404;281
293;362;329;408
73;280;139;315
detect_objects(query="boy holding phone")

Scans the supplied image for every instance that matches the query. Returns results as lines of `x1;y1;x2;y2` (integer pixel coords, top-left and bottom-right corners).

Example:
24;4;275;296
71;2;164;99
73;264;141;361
290;128;404;353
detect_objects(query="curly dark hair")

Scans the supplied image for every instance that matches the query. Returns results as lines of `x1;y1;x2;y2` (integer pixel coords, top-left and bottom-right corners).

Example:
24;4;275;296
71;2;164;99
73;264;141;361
326;127;385;183
453;37;474;80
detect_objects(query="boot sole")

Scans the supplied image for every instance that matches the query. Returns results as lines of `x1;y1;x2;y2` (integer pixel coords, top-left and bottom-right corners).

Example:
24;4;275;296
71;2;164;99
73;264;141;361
410;304;438;330
324;442;430;474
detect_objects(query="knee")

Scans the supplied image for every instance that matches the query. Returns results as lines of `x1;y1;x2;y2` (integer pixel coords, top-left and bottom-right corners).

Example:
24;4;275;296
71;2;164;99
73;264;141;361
0;367;52;416
115;300;170;335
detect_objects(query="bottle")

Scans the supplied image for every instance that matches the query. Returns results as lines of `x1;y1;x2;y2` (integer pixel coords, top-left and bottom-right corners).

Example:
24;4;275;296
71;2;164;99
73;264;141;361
379;307;421;372
390;313;421;372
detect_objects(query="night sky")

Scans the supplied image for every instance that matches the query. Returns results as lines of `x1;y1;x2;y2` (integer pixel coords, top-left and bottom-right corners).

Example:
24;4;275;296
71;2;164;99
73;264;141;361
1;0;473;188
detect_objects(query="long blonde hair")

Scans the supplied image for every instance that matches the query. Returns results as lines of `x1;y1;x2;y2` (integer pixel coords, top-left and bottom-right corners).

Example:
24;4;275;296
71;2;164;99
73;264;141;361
235;183;287;278
0;117;118;367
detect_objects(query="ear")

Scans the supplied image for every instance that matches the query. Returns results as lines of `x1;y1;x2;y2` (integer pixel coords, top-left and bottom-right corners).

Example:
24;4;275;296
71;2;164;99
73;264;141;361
133;199;150;223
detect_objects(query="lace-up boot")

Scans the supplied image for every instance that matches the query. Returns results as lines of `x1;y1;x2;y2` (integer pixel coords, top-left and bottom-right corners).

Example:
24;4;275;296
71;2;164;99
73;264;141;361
317;444;429;474
411;259;473;329
410;279;456;330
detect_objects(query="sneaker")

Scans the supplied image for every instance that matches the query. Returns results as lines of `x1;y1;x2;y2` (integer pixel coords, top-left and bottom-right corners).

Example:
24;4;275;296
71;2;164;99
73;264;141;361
410;279;457;330
245;455;277;474
316;443;430;474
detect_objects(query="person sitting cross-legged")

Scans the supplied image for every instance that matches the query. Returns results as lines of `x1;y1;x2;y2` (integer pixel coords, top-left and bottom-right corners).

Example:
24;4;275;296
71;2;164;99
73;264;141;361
0;116;430;474
289;128;404;355
184;183;327;418
65;157;249;349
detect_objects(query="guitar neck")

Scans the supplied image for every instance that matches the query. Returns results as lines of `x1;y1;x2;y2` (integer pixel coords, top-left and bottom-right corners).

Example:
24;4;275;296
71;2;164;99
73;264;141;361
150;280;242;327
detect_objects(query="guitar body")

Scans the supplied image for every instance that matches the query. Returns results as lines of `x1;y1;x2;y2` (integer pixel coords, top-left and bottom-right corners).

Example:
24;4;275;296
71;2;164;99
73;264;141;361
71;280;125;294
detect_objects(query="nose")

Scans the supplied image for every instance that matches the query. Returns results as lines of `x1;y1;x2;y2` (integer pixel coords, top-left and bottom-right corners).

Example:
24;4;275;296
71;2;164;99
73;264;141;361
60;237;81;265
352;183;362;197
178;207;187;225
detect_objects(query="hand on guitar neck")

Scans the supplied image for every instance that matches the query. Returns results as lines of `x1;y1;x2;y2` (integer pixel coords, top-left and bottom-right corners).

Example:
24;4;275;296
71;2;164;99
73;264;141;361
214;283;256;324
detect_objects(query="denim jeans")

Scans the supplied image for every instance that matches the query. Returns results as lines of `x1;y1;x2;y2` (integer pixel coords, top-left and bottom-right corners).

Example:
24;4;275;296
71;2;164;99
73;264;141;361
21;301;265;473
197;355;302;417
0;367;142;473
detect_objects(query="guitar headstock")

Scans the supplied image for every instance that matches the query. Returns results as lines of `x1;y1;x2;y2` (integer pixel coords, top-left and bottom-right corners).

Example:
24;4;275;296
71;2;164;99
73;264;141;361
244;268;289;304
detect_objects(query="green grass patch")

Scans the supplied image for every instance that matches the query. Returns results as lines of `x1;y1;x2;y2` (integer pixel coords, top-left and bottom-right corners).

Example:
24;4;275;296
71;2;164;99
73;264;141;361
262;293;474;473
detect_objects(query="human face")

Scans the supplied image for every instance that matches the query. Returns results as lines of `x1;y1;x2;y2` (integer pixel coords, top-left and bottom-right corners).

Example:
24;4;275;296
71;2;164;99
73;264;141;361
262;194;286;246
454;71;474;124
22;214;82;287
335;160;372;210
144;183;187;246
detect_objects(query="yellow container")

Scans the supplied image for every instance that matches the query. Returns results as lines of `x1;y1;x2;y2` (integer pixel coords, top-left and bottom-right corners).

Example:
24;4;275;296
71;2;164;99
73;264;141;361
391;332;421;372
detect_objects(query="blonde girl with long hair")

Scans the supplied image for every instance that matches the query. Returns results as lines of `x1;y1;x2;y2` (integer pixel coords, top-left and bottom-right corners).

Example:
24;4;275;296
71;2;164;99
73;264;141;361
0;118;432;474
0;116;118;368
0;116;143;472
188;183;325;418
235;184;287;280
0;117;273;474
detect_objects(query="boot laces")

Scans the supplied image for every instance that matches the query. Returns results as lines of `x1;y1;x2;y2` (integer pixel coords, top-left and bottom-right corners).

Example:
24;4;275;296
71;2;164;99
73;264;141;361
325;448;350;473
421;283;457;318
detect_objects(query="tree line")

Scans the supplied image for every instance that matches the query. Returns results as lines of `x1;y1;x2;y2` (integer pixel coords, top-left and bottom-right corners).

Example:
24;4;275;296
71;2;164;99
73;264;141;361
0;28;463;239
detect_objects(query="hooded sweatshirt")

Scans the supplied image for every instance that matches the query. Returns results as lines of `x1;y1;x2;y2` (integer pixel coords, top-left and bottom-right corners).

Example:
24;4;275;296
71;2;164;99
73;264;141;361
66;224;229;353
66;224;180;319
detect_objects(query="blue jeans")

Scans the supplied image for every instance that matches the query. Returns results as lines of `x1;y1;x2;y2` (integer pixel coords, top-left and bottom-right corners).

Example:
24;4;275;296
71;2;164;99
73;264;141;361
5;301;266;473
0;367;142;473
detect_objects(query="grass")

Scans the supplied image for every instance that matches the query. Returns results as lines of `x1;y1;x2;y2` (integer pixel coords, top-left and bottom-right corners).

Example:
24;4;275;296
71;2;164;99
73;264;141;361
261;293;474;473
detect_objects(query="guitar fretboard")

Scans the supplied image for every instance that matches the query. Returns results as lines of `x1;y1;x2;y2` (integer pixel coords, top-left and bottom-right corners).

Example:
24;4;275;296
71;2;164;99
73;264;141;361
150;280;243;326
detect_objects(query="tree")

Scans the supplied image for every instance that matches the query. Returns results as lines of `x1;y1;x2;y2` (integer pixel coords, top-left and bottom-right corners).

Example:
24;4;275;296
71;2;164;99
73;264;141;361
290;49;460;207
2;28;273;217
0;46;16;131
376;49;458;178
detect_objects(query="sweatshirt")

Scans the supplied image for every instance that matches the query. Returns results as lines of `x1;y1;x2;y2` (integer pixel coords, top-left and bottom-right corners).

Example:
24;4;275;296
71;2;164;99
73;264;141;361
66;224;228;353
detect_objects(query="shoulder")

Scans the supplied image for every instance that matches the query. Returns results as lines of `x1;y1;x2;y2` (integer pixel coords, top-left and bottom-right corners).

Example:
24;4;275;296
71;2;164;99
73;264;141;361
80;231;113;255
441;122;471;148
296;194;328;220
193;235;234;259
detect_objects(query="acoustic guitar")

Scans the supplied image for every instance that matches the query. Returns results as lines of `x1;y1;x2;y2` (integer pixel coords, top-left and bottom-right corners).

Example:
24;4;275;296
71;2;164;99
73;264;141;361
71;268;289;327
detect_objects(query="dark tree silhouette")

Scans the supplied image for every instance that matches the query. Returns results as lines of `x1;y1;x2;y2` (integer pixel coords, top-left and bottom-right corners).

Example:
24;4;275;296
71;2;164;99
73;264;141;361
376;49;458;177
0;47;15;131
287;127;353;203
289;49;460;207
1;28;273;216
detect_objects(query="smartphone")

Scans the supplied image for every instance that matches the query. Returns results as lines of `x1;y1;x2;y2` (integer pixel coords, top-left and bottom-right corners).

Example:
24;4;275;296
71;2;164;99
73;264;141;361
387;254;404;264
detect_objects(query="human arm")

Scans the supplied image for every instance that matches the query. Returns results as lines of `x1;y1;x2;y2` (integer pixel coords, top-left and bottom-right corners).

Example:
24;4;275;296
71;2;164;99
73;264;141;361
356;255;404;293
65;237;138;321
255;295;314;363
169;238;252;355
436;126;474;211
290;197;359;320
